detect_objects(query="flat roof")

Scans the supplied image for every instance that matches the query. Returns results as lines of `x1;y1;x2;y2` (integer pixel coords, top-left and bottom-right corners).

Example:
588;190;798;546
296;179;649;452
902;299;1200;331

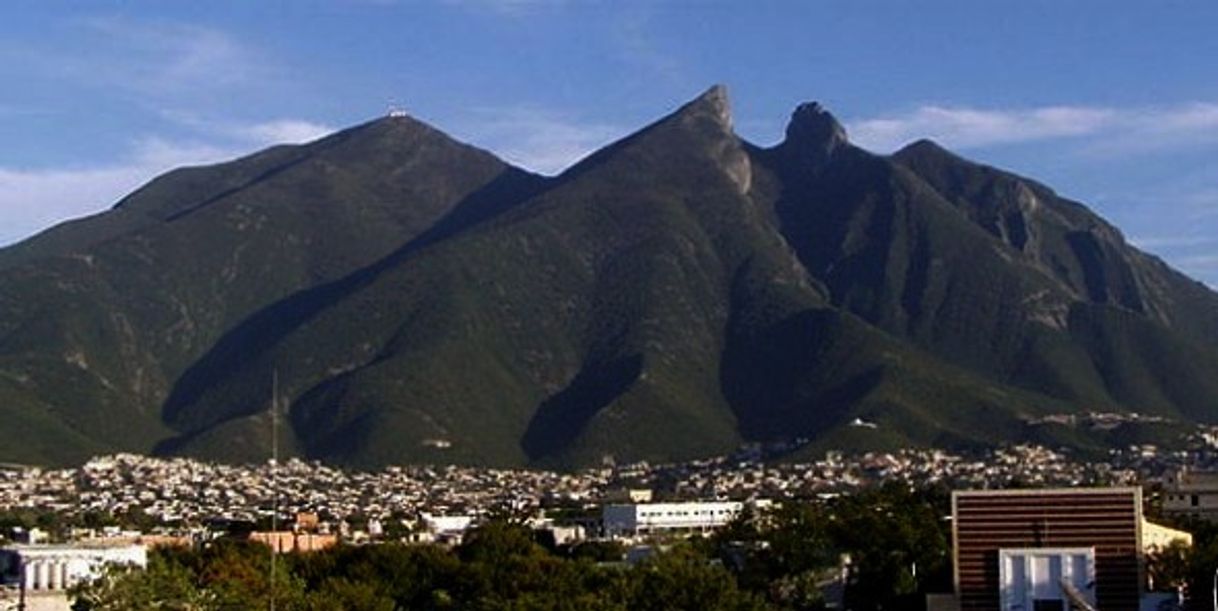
953;487;1141;498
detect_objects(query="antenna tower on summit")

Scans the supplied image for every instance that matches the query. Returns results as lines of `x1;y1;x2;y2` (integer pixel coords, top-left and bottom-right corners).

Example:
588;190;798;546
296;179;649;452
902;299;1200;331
387;99;408;118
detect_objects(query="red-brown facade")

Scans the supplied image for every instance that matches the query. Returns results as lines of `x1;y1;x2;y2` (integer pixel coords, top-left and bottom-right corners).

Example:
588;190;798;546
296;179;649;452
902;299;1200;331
952;488;1142;611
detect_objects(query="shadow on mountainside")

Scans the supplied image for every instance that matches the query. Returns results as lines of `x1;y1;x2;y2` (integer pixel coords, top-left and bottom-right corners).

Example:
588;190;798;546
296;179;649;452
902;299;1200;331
520;354;644;464
157;168;546;439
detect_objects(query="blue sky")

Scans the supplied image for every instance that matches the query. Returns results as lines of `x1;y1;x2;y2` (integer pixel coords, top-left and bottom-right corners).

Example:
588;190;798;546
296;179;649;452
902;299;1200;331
2;1;1217;285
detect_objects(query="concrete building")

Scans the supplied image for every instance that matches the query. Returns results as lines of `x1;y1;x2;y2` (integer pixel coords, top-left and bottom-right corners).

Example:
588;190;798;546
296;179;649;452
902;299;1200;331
247;531;337;553
0;543;147;611
421;513;475;535
1162;468;1218;519
294;512;320;532
602;501;742;538
949;488;1143;611
1141;519;1191;552
416;513;476;546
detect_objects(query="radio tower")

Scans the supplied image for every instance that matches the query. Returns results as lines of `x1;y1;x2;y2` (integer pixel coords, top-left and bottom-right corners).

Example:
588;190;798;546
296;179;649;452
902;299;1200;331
387;98;408;118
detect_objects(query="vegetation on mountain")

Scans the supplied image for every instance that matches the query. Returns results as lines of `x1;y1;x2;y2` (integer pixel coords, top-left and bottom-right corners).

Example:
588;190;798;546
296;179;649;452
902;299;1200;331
2;85;1216;467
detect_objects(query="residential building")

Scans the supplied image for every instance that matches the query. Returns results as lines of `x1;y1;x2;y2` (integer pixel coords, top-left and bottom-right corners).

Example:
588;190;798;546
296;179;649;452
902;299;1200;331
1162;468;1218;519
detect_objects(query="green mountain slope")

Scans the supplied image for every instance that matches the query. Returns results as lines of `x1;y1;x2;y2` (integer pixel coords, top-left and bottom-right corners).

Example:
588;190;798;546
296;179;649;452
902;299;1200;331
0;116;539;465
1;86;1216;468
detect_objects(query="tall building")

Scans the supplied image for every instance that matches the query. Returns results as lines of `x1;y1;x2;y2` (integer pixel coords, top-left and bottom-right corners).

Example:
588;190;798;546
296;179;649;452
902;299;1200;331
951;488;1143;611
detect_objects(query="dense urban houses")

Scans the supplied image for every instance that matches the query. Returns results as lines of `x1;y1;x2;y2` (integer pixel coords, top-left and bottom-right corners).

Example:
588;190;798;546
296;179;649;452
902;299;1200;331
1;443;1213;610
6;429;1214;533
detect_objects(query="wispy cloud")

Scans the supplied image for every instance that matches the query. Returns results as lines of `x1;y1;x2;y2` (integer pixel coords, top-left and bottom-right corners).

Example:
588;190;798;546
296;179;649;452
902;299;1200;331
71;16;270;97
1180;188;1218;219
161;111;335;147
0;104;53;118
1181;253;1218;290
849;101;1218;155
612;9;683;87
442;0;572;15
451;107;626;175
0;14;333;247
0;15;278;108
0;139;229;245
1131;235;1218;249
238;120;334;145
0;119;333;246
1176;254;1218;276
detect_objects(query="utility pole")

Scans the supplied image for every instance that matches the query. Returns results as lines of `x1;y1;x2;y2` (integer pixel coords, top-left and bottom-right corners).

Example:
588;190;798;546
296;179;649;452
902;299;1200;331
1211;565;1217;611
270;370;279;611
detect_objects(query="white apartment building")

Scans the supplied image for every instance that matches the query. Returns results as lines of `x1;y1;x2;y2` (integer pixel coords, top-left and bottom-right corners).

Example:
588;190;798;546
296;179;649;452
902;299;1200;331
0;543;147;611
602;501;743;538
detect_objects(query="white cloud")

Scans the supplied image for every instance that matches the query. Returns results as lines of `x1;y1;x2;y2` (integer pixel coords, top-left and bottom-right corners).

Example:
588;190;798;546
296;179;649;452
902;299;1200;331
0;139;230;245
239;120;334;146
451;107;626;175
154;109;335;147
1177;254;1218;271
68;16;270;98
613;10;683;86
0;105;51;118
1157;103;1218;131
1131;235;1218;250
0;119;334;247
442;0;570;14
848;101;1218;155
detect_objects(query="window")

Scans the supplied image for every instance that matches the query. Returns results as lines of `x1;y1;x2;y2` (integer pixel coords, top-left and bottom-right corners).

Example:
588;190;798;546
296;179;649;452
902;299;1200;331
1033;600;1064;611
1193;494;1200;507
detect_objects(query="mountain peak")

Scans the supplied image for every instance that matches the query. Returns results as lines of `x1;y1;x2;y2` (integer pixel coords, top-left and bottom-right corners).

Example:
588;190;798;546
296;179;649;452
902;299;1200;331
7;86;1218;470
780;101;848;165
893;138;953;161
672;84;734;132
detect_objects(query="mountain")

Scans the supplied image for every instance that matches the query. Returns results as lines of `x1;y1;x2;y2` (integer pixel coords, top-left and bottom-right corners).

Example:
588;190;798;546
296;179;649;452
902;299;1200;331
2;86;1216;468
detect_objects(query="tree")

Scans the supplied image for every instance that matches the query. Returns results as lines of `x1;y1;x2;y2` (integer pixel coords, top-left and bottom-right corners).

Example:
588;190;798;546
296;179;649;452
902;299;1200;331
303;578;394;611
626;544;766;611
1147;540;1190;592
69;555;213;610
828;484;950;610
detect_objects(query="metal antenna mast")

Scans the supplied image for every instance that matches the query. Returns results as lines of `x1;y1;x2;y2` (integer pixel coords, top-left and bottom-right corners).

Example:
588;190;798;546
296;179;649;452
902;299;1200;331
270;370;279;611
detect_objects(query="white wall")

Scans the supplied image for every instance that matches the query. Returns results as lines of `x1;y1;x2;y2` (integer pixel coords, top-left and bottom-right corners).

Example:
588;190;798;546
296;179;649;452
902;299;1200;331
998;547;1095;611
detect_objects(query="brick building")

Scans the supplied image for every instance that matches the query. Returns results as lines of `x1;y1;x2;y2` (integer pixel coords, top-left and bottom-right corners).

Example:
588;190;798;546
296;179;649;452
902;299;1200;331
951;488;1142;611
